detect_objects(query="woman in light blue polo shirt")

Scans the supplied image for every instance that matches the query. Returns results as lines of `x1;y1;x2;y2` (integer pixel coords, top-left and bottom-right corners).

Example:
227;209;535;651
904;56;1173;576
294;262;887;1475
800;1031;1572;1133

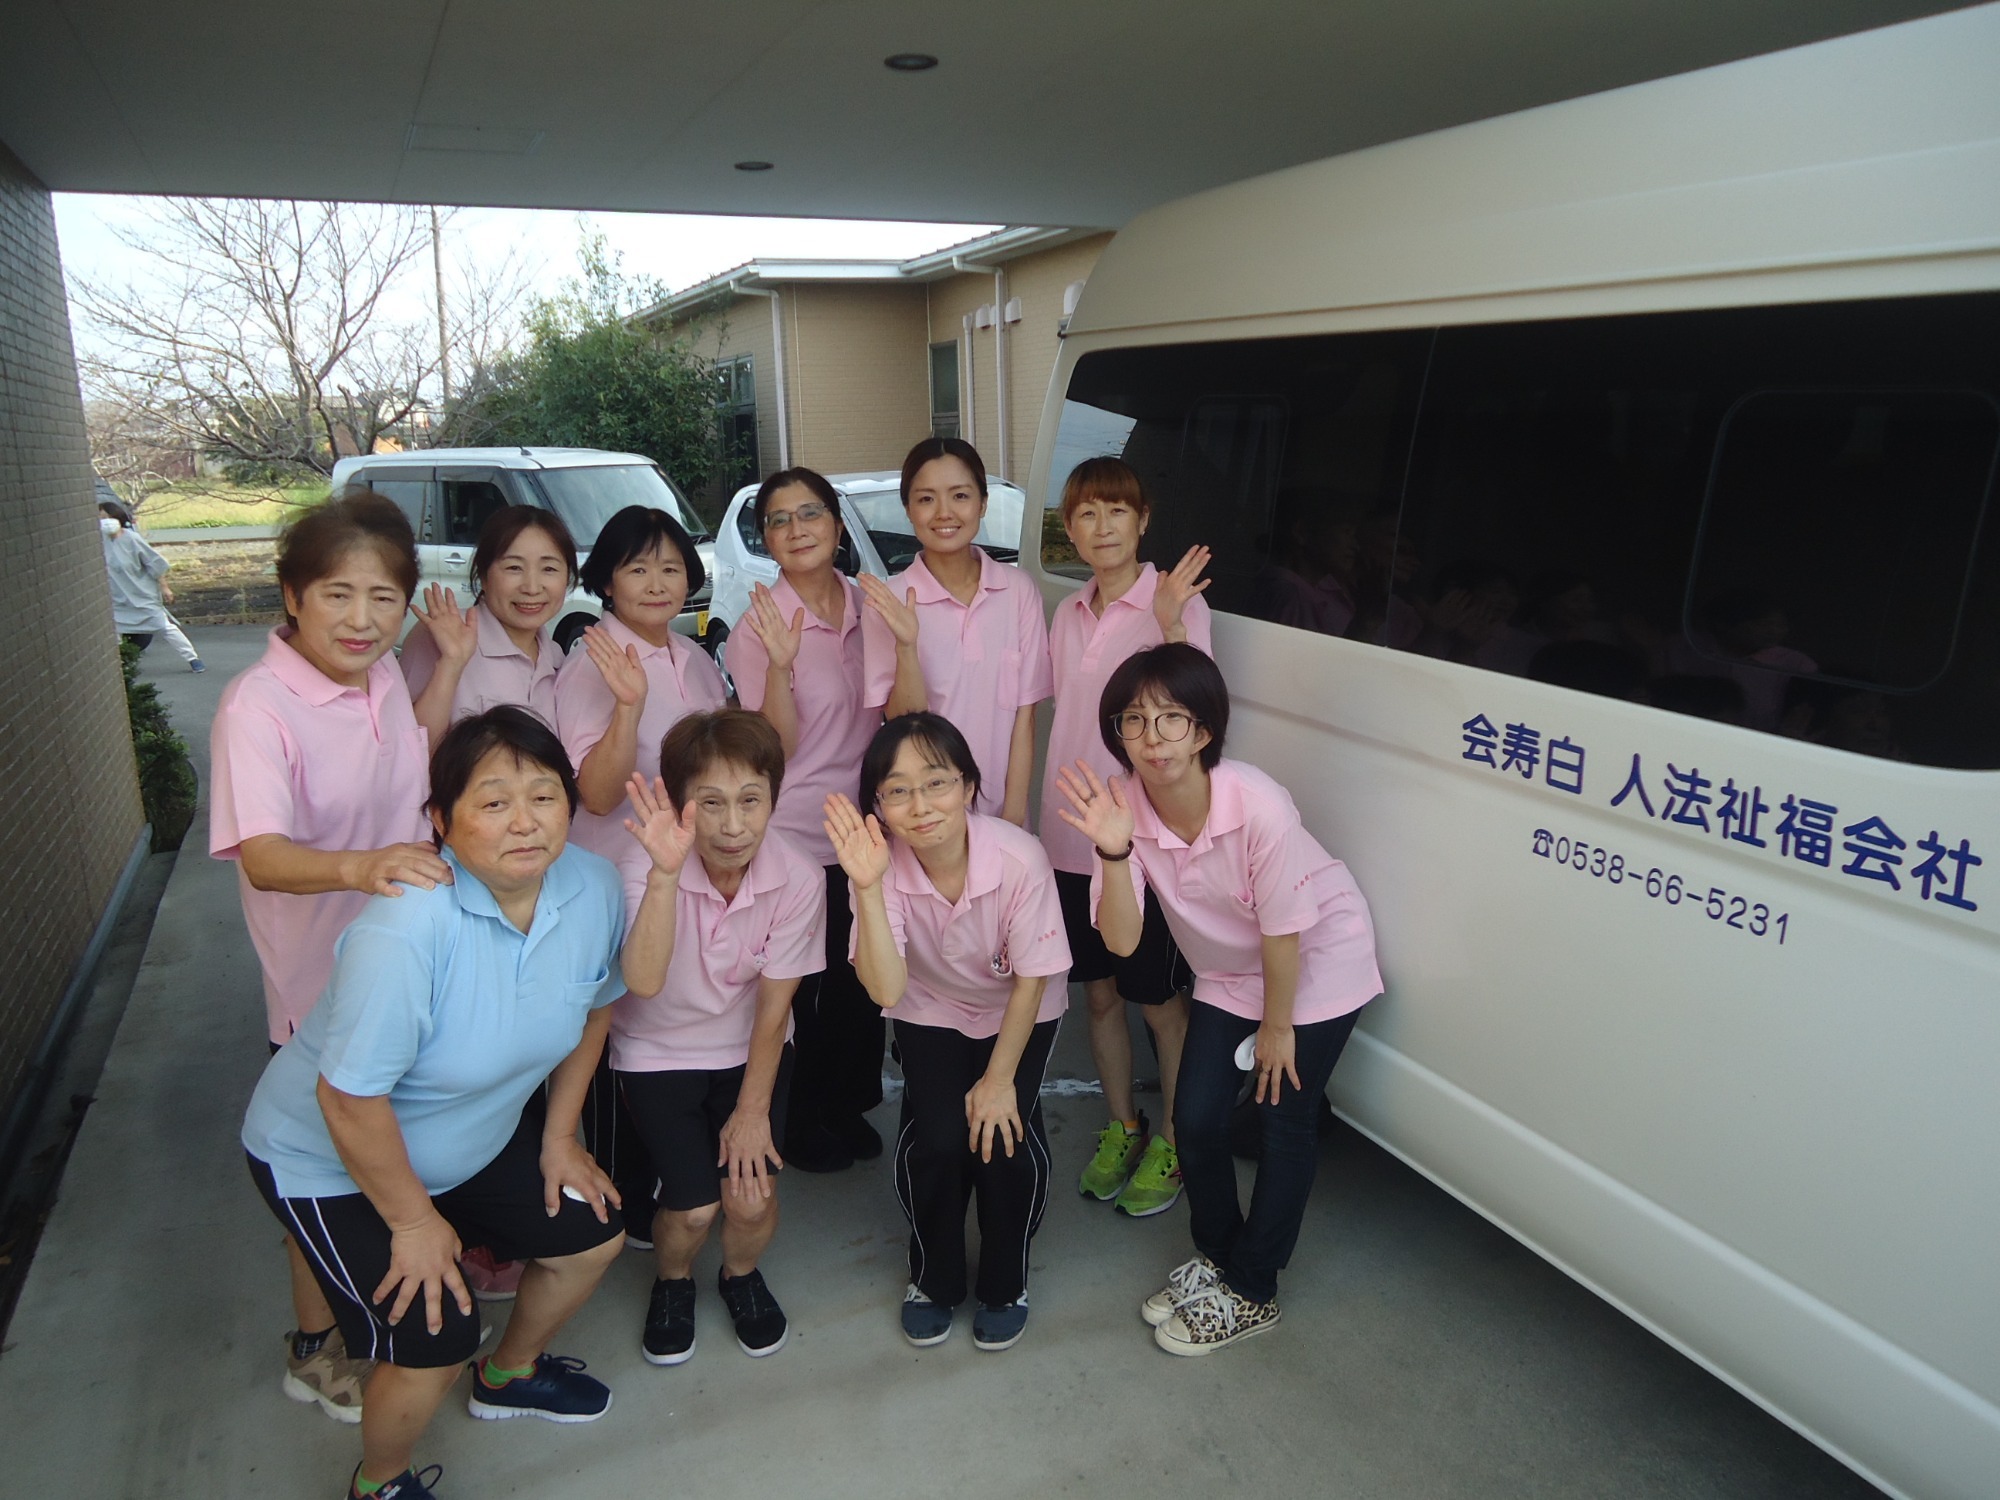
242;706;694;1500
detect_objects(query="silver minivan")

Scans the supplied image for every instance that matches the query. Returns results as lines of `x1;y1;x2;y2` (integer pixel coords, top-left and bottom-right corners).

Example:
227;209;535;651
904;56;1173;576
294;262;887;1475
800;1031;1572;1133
329;447;715;649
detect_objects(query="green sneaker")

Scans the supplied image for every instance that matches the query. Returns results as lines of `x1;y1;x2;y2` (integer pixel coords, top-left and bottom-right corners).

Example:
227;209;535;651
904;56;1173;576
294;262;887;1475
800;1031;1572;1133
1114;1136;1183;1218
1078;1115;1148;1200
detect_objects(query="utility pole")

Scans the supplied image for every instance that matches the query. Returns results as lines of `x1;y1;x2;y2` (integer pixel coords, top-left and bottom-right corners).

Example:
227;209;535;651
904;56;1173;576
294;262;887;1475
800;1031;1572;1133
431;207;452;424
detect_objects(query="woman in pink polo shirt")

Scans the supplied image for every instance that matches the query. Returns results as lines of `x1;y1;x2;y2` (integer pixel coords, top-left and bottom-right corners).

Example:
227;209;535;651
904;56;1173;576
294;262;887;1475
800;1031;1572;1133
609;710;825;1368
401;504;579;736
824;713;1070;1353
210;490;447;1423
725;468;884;1175
555;503;727;1240
1044;456;1214;1220
859;437;1051;825
1057;643;1382;1357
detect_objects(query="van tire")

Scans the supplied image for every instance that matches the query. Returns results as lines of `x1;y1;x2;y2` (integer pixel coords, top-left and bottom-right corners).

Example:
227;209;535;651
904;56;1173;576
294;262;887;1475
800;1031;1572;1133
553;612;596;654
702;620;728;661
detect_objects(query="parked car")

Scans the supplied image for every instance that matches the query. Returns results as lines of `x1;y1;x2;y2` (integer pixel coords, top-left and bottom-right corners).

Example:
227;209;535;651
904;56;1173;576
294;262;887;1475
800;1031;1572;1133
707;470;1027;655
328;448;716;650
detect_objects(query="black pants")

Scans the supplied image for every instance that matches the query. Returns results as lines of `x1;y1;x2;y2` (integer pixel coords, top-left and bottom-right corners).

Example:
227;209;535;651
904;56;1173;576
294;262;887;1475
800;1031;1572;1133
892;1016;1059;1308
786;866;885;1132
1174;999;1362;1303
577;1051;658;1234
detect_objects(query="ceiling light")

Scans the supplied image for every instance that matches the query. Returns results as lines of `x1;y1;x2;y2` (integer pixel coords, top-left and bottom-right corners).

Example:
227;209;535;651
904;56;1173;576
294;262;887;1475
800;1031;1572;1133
884;53;938;72
734;160;774;172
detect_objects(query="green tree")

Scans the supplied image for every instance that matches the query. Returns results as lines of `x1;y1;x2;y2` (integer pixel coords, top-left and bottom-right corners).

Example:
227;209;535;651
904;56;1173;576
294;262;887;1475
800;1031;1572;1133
481;235;725;521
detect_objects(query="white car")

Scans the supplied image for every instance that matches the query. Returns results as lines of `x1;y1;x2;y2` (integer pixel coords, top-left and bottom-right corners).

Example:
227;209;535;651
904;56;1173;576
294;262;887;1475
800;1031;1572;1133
328;447;716;649
706;470;1027;655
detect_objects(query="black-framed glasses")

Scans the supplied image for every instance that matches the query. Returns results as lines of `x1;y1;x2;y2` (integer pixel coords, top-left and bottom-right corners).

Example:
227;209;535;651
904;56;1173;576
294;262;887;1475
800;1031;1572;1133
1109;709;1197;742
876;772;964;808
762;500;832;531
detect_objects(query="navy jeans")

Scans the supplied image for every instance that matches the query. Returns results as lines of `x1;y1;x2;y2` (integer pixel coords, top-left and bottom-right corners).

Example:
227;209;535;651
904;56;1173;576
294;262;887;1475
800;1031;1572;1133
1173;999;1362;1303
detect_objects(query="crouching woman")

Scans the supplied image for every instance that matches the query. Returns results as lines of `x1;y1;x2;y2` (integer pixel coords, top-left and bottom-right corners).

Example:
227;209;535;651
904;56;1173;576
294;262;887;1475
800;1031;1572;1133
240;706;694;1500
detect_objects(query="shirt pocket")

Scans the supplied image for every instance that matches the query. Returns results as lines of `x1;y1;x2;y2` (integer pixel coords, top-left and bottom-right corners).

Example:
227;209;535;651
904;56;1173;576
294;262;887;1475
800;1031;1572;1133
719;945;769;990
567;969;616;1007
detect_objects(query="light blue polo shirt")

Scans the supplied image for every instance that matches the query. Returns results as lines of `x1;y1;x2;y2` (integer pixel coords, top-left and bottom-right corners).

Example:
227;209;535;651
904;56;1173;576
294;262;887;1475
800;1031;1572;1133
243;844;627;1201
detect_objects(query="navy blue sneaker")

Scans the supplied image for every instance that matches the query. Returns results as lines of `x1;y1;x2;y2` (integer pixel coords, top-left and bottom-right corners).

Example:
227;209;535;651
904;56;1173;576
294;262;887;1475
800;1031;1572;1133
900;1283;952;1347
188;659;206;673
465;1354;611;1423
972;1293;1030;1351
348;1464;441;1498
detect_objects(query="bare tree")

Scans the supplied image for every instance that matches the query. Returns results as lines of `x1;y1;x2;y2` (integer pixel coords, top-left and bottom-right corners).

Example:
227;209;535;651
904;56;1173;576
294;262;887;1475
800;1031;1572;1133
71;198;528;479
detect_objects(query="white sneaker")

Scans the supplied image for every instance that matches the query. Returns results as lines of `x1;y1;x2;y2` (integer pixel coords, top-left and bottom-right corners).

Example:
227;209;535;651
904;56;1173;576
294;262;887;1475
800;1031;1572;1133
1140;1254;1220;1327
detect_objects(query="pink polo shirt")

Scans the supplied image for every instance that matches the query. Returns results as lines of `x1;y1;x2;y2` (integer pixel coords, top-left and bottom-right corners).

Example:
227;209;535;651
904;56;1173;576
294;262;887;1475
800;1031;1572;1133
1091;760;1381;1024
554;612;728;862
852;814;1071;1038
1041;565;1213;874
609;829;826;1072
726;575;876;866
210;628;431;1045
860;549;1052;817
400;601;562;728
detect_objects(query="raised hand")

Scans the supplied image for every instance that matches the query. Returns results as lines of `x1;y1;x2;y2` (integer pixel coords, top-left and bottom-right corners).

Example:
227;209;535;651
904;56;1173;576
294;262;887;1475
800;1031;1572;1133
625;774;697;877
346;841;455;897
582;623;648;709
1052;760;1136;856
744;583;805;672
857;574;921;647
412;583;479;666
823;792;891;890
1153;544;1213;637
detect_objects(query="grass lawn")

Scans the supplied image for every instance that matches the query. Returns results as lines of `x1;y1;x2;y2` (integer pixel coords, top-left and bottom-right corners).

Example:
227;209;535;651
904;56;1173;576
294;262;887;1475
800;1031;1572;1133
130;479;327;531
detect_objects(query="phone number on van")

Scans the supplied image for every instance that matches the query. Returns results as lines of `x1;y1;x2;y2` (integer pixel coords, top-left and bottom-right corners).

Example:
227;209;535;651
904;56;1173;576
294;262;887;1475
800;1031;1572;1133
1531;827;1790;943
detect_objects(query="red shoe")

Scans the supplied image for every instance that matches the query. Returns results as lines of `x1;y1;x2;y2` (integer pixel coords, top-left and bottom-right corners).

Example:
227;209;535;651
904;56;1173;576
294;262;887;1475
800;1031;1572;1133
460;1244;523;1301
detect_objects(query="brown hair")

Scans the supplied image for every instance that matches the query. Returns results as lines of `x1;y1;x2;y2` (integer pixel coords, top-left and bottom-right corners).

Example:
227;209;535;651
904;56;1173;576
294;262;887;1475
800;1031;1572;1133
1058;456;1149;526
899;436;987;505
658;709;786;808
471;505;578;601
276;491;418;625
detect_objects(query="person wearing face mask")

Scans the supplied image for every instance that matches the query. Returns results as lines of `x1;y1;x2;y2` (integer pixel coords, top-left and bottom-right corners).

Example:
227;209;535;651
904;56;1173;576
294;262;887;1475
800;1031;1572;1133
99;498;204;671
1056;645;1382;1357
824;714;1071;1353
608;710;825;1368
1043;458;1213;1220
858;438;1052;826
554;504;727;1246
725;468;883;1175
211;491;449;1424
400;506;580;737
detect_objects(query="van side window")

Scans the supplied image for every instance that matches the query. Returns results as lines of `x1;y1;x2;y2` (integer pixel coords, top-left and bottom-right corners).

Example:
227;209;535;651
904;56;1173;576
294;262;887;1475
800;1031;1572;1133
736;496;771;560
438;477;509;546
354;474;431;535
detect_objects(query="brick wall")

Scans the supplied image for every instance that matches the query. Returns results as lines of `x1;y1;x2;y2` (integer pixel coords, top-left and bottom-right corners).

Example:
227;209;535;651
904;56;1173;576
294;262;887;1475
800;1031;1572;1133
0;138;146;1122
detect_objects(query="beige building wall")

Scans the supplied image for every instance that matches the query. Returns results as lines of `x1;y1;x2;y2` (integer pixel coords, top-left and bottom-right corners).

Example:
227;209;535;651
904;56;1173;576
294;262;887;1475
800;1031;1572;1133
0;138;147;1136
674;293;781;509
783;283;929;473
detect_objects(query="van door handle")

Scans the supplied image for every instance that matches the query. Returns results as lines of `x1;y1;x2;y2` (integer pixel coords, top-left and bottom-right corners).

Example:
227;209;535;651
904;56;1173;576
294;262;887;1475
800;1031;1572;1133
443;551;470;567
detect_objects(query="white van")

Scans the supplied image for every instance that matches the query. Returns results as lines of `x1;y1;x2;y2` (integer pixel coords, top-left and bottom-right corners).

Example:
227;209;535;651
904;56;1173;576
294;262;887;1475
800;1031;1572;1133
328;447;716;649
706;471;1027;652
1017;9;2000;1499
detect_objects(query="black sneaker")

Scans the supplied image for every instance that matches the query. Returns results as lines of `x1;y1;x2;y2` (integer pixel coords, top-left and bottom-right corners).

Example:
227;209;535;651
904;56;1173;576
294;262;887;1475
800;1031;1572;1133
717;1267;789;1356
783;1121;855;1174
642;1276;697;1365
831;1113;884;1161
348;1465;441;1499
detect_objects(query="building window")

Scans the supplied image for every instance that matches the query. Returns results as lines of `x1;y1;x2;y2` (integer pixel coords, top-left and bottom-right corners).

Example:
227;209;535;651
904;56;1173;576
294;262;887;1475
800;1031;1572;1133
930;341;961;440
716;353;759;490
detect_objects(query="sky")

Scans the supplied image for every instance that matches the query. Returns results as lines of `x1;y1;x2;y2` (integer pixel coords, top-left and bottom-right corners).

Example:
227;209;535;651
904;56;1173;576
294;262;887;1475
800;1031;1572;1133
53;194;997;351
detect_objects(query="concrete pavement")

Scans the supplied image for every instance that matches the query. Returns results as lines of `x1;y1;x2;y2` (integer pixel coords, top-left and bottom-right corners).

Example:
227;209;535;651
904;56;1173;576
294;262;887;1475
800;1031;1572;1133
0;624;1882;1499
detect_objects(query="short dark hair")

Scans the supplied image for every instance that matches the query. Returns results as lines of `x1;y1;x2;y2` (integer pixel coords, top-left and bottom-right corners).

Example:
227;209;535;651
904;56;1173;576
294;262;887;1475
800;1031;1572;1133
98;497;136;529
427;706;580;847
1098;643;1229;771
658;709;786;808
751;467;841;531
276;491;419;626
472;505;578;601
899;437;988;505
577;504;705;604
858;712;982;813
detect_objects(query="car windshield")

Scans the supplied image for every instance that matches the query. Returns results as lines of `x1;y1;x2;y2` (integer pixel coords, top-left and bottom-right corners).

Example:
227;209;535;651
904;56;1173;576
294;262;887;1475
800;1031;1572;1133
846;484;1023;572
528;464;708;545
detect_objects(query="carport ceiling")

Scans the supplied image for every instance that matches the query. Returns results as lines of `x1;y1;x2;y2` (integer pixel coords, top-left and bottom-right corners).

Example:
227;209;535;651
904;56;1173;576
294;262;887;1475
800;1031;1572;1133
1;0;1973;226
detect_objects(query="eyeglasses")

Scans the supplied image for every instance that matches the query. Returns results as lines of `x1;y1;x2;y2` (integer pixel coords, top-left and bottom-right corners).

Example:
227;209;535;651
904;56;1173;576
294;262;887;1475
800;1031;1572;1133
1109;709;1198;742
877;773;963;808
762;501;832;531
